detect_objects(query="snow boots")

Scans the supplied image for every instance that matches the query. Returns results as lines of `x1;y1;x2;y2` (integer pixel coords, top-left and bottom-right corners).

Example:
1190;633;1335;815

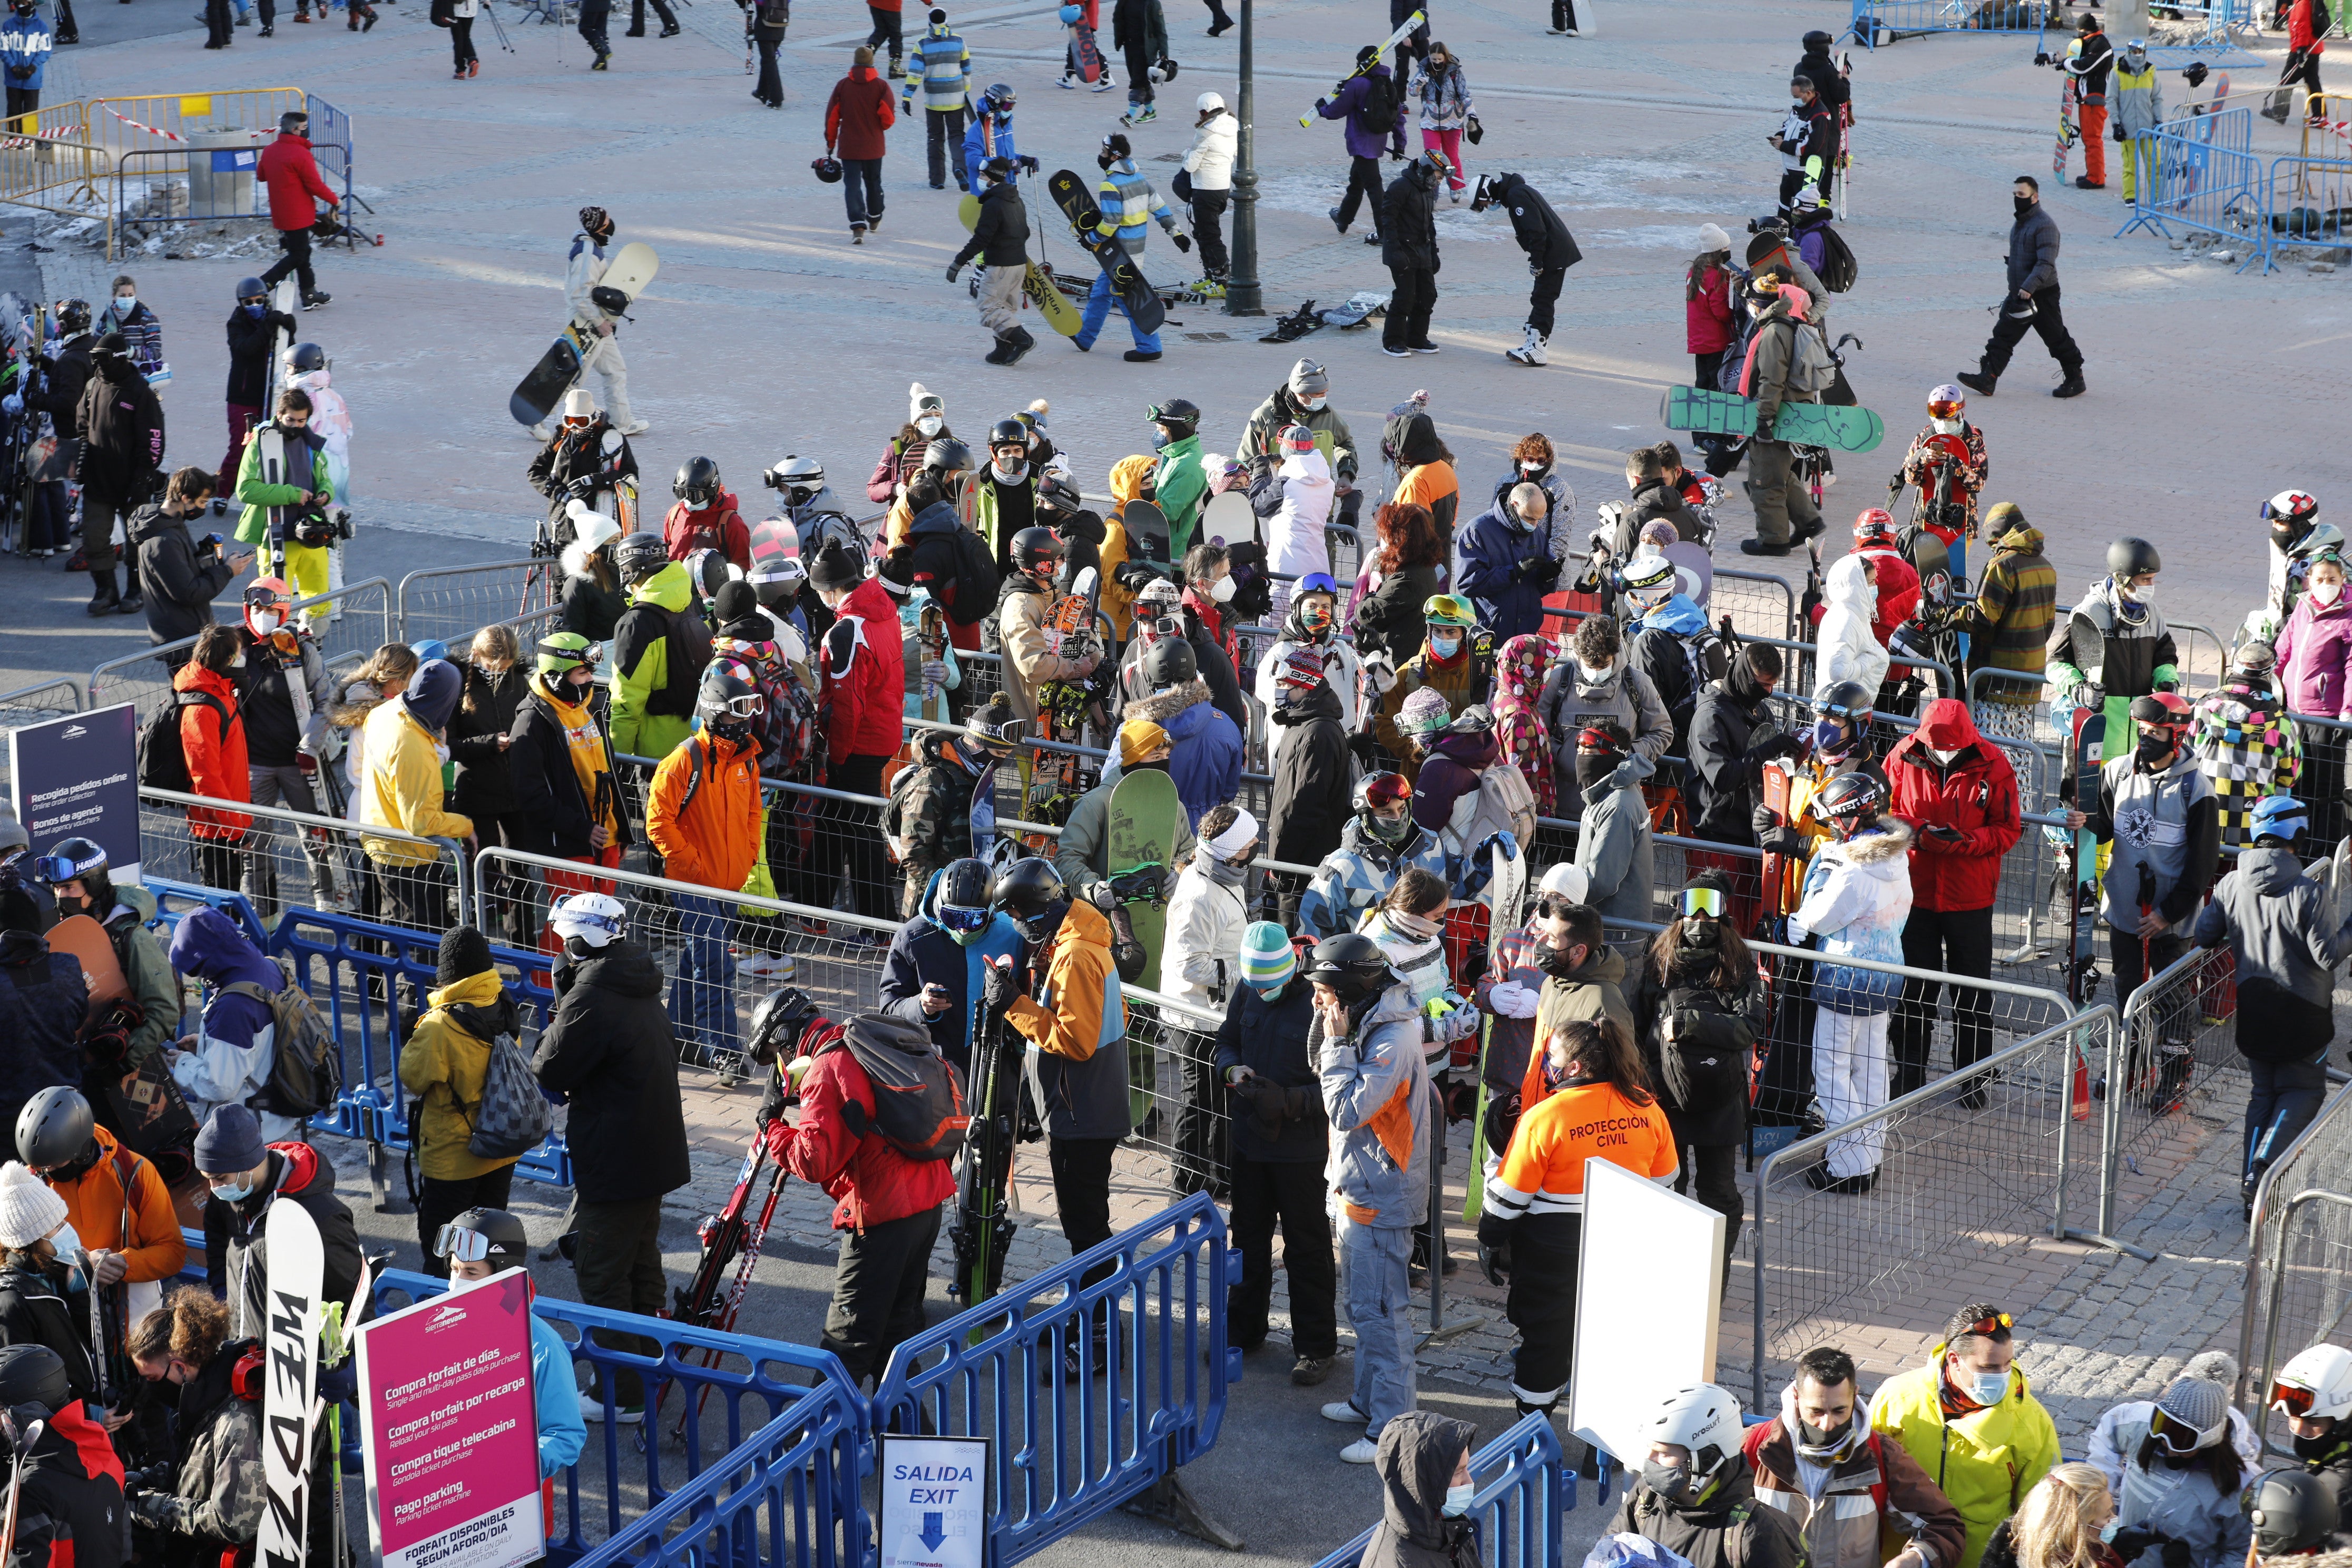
985;327;1036;366
1506;326;1548;366
1956;370;1996;396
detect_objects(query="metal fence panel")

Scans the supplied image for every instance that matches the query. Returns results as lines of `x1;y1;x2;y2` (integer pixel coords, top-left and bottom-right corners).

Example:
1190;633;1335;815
398;558;560;645
2120;112;2272;270
139;786;469;925
2240;1083;2352;1429
87;576;390;719
1847;0;2054;47
2099;945;2245;1240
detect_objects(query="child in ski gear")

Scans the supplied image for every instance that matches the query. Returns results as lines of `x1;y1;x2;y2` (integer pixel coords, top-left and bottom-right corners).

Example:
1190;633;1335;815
1957;178;2084;399
1961;504;2056;738
1078;134;1185;362
1747;1346;1969;1568
1318;45;1407;242
1412;44;1473;201
647;664;765;1060
959;82;1033;195
2192;639;2301;849
398;927;526;1275
879;857;1025;1073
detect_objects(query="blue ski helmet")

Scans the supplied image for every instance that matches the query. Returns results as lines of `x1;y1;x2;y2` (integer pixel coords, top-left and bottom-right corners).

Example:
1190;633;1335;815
2252;795;2309;845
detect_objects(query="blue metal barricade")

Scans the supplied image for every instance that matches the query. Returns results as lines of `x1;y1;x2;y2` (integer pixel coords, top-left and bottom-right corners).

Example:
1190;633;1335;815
371;1268;870;1564
1309;1413;1569;1568
870;1191;1238;1568
301;93;359;245
1847;0;2051;47
2120;108;2272;270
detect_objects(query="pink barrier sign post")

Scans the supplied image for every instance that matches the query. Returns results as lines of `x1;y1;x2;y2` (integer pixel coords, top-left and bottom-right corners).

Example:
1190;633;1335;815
358;1271;545;1568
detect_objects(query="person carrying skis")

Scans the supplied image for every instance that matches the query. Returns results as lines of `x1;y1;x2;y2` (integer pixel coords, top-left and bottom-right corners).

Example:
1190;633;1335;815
1469;172;1581;368
879;857;1025;1074
2191;638;2301;851
903;9;971;189
1897;384;1991;553
947;159;1040;368
959;82;1036;195
1318;44;1407;243
997;526;1101;731
1077;134;1188;363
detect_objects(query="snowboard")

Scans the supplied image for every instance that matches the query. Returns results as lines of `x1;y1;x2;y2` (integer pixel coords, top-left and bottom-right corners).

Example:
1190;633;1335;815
1106;767;1180;1128
955;190;1083;338
2054;68;2079;178
258;1199;324;1568
1123;497;1172;567
1046;168;1168;336
44;913;126;1020
1300;9;1426;126
1067;8;1103;82
1197;488;1255;548
1318;290;1390;328
1659;385;1885;453
508;240;661;427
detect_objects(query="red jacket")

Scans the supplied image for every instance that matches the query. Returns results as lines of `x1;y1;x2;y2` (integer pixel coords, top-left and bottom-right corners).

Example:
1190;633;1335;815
765;1043;954;1229
258;132;339;232
826;67;897;161
1855;543;1920;648
1884;699;2020;912
662;490;750;569
174;661;251;839
1685;262;1733;354
2291;0;2325;51
820;575;906;763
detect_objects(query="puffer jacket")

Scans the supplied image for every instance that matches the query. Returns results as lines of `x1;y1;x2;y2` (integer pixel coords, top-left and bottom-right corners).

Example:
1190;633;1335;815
1687;654;1787;844
1412;57;1473;129
1603;1461;1810;1568
1005;898;1131;1139
0;1258;99;1407
1128;677;1241;829
507;672;628;859
1181;107;1237;191
1318;979;1429;1230
2190;673;2301;849
1455;498;1556;641
1885;700;2021;913
50;1123;185;1290
2086;748;2218;933
101;883;177;1064
1299;814;1449;943
448;659;530;820
1360;1413;1482;1568
165;907;299;1143
1573;768;1656;924
1536;651;1673;790
0;931;87;1154
174;661;250;839
1790;820;1914;1014
766;1013;957;1231
1629;594;1710;772
1746;1384;1968;1568
1381;160;1439;273
821;575;907;762
1389;415;1458;542
878;874;1025;1073
1871;1345;2062;1568
1160;855;1250;1014
646;729;761;893
1212;978;1327;1164
132;503;235;645
611;562;711;761
360;699;473;865
1252;445;1337;585
532;939;692;1205
1268;685;1354;871
1815;552;1890;701
164;1340;267;1556
398;968;526;1182
2192;844;2350;1054
2277;590;2352;718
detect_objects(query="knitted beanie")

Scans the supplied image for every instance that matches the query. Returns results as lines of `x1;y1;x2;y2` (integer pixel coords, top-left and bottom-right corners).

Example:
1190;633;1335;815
1398;687;1451;737
1240;922;1296;989
0;1163;67;1250
437;926;494;987
2157;1377;2230;1442
1119;720;1170;768
193;1104;268;1177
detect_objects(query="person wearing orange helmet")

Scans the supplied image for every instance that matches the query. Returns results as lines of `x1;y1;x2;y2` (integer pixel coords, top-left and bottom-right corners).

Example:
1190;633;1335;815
231;575;340;912
1849;509;1920;654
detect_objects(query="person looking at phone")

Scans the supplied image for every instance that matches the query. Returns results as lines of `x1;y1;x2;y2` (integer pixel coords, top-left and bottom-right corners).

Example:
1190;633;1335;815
878;857;1025;1077
133;467;251;662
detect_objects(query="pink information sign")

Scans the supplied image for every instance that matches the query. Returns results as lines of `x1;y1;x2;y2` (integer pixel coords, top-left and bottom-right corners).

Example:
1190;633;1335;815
358;1270;546;1568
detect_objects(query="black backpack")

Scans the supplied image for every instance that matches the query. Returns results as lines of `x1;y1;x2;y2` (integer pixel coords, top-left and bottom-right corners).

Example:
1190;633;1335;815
1658;983;1756;1112
945;524;1002;628
1815;224;1858;293
2315;0;2333;35
824;1016;969;1162
138;691;236;794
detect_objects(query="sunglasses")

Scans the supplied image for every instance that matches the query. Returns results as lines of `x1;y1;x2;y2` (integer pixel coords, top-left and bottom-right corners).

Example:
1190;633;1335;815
1682;886;1726;920
1965;1312;2013;1335
432;1226;494;1262
2270;1379;2319;1418
935;903;991;935
1533;896;1579;920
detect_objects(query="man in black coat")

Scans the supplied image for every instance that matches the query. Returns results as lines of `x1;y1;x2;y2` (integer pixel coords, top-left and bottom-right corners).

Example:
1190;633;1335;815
1266;660;1351;928
1685;644;1796;848
76;334;164;619
1379;152;1442;358
531;895;691;1421
947;158;1038;367
1795;31;1849;117
1474;172;1582;368
221;278;294;522
134;468;249;653
1957;175;2084;399
0;887;85;1151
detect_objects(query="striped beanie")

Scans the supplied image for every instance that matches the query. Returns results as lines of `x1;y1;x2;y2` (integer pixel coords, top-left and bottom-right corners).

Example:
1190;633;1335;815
1240;922;1295;991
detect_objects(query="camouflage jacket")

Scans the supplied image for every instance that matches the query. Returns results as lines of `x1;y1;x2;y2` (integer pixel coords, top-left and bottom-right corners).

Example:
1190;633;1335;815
164;1346;266;1548
884;755;976;873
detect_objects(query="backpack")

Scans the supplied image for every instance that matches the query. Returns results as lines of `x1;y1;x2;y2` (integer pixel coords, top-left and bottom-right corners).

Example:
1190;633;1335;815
822;1021;970;1162
712;636;817;777
464;1030;556;1159
222;961;343;1119
1778;317;1840;397
1815;224;1859;293
944;524;1001;629
139;691;236;794
1677;624;1734;708
2315;0;2333;34
1657;982;1756;1113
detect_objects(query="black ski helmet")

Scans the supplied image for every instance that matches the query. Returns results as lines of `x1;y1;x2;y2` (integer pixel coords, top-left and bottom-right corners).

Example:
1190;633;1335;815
987;416;1029;451
14;1086;92;1173
749;986;819;1065
1147;398;1201;438
990;857;1067;940
236;276;268;303
52;299;89;336
287;342;326;374
1813;680;1874;720
30;835;111;914
1815;770;1887;828
1303;933;1394;1005
1036;474;1082;522
443;1208;530;1273
697;659;764;728
1011;526;1064;575
2245;1468;2339;1555
613;533;668;587
2107;537;2161;579
1141;636;1198;688
0;1346;71;1417
811;156;845;184
923;436;974;476
985;82;1016;110
674;456;723;508
937;858;994;915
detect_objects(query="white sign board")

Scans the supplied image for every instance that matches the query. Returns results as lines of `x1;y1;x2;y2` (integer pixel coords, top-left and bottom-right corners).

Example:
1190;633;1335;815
1569;1158;1727;1466
877;1434;988;1568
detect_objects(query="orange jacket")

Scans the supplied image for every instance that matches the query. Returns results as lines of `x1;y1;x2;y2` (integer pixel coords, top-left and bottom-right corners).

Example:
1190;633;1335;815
49;1126;187;1285
174;662;250;839
646;730;761;891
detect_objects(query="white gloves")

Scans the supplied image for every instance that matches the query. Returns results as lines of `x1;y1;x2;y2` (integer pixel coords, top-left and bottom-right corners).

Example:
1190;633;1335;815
1487;981;1540;1020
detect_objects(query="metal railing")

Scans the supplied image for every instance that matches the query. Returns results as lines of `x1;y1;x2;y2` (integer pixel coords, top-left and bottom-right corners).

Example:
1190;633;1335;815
2240;1079;2352;1432
140;786;472;926
1311;1413;1570;1568
86;576;391;718
397;558;559;645
2118;107;2274;269
2248;1187;2352;1458
0;675;82;719
1847;0;2053;47
0;129;112;251
2096;944;2246;1244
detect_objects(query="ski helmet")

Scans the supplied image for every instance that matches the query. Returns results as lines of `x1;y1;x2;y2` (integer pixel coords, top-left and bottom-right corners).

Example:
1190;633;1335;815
2251;793;2309;845
235;276;268;303
685;547;739;606
1141;636;1198;688
2106;537;2162;579
673;456;723;508
1011;527;1063;575
52;298;89;336
550;891;627;948
1279;424;1317;455
1146;399;1200;437
2263;489;2320;542
811;156;845;184
1620;553;1677;600
1422;593;1477;628
934;858;996;938
1276;646;1327;690
2131;691;2193;742
286;341;327;375
2271;1344;2352;1423
752;555;806;609
763;456;825;504
1927;384;1966;419
1852;508;1898;547
14;1086;93;1173
436;1208;530;1274
1814;680;1874;720
613;533;669;588
985;82;1016;111
989;857;1068;941
1353;772;1412;838
1035;474;1083;522
2246;1470;2339;1556
749;986;820;1064
987;417;1029;453
1814;770;1887;831
1640;1385;1745;1500
923;436;974;476
534;631;599;681
29;836;111;920
697;660;765;728
244;576;296;638
1302;933;1395;1005
0;1347;72;1418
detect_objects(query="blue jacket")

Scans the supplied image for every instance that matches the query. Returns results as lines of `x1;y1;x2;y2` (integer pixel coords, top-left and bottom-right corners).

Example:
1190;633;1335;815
0;13;51;92
166;906;282;1058
1298;815;1449;943
530;1310;586;1478
962;107;1018;195
877;871;1026;1075
1211;980;1327;1164
1135;679;1242;828
1455;501;1555;640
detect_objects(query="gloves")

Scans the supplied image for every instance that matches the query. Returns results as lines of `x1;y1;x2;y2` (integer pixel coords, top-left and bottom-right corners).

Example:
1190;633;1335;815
296;752;319;776
1172;231;1192;253
2113;124;2126;141
1508;556;1536;582
1486;980;1540;1019
2157;1544;2192;1568
920;659;950;687
1752;803;1786;841
1474;830;1520;864
1346;731;1382;764
129;1491;183;1528
1477;1240;1511;1287
2108;1530;2160;1562
944;263;962;283
981;960;1021;1015
1113;558;1163;592
1019;155;1040;173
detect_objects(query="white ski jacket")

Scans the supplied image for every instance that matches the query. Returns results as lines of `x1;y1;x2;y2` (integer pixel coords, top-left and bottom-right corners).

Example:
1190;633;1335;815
1264;446;1336;582
1182;110;1237;192
287;368;352;502
565;232;613;334
1159;856;1250;1015
1814;552;1890;701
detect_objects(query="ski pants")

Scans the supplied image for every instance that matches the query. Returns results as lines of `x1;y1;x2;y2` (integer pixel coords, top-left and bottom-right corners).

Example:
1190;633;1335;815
1550;0;1576;28
1227;1155;1336;1358
1168;1026;1227;1198
4;87;36;135
1336;154;1385;234
925;106;968;189
1980;283;2082;379
450;15;477;67
1893;904;1995;1100
260;225;317;300
822;1205;940;1389
1123;40;1154;109
2119;131;2158;203
1528;264;1567;338
1813;1006;1889;1179
81;494;132;577
1048;1135;1118;1343
242;762;341;912
577;0;610;54
668;891;742;1063
1338;1217;1416;1439
2079;101;2108;184
574;1195;666;1407
1382;266;1435;352
977;262;1025;340
842;156;885;229
629;0;675;32
1501;1213;1579;1409
1673;1143;1742;1267
416;1164;514;1279
1189;188;1230;279
1743;430;1821;546
865;3;901;65
1420;127;1465;192
1076;271;1161;355
574;327;636;428
2246;1050;2331;1200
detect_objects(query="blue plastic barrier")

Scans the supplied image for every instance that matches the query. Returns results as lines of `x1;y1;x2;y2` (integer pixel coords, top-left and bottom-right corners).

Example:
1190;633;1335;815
148;878;270;947
1310;1414;1568;1568
2118;106;2273;270
372;1269;870;1564
1846;0;2052;47
871;1190;1238;1568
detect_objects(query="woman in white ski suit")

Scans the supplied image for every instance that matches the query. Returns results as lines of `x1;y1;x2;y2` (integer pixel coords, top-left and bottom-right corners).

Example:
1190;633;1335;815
1814;552;1890;702
286;362;352;505
1251;437;1336;622
1787;811;1912;1184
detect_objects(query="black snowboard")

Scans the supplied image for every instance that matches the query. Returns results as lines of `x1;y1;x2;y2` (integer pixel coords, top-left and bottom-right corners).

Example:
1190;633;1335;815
510;329;584;427
1046;168;1167;336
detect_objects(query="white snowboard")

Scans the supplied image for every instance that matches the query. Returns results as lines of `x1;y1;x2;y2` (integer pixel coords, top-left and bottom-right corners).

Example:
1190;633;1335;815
259;1198;326;1568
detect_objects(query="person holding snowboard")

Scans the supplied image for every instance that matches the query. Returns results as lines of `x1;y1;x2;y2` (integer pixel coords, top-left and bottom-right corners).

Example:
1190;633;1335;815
902;9;971;191
1472;172;1581;368
1319;44;1407;244
1734;276;1831;556
1053;719;1197;898
540;207;648;437
2046;535;2178;779
825;47;895;241
1079;133;1189;364
2056;14;2113;189
1379;150;1444;359
1110;0;1165;125
946;158;1038;367
1955;177;2084;400
997;526;1101;730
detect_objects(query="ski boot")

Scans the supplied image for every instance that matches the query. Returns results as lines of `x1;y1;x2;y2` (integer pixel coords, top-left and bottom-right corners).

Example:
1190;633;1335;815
301;290;331;310
2145;1044;2195;1116
1506;325;1547;366
1188;277;1226;299
887;56;904;77
590;48;610;66
1002;325;1036;366
985;334;1020;366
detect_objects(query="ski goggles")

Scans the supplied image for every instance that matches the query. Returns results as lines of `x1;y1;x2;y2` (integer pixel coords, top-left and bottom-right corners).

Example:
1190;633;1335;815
935;902;991;935
2148;1403;2224;1454
2271;1379;2321;1418
1926;398;1964;420
1681;886;1727;920
713;691;766;720
31;849;103;886
542;641;602;669
432;1224;495;1263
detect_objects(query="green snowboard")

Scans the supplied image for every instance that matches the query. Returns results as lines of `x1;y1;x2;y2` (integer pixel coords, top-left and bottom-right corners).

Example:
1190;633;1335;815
1106;767;1180;1129
1660;385;1886;453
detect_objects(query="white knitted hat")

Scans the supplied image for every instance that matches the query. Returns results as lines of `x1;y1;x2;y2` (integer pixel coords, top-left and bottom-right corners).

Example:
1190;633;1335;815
0;1162;67;1250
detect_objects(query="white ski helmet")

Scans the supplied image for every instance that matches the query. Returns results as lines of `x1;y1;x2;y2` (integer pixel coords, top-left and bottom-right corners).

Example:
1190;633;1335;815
2271;1345;2352;1423
550;891;628;949
1538;862;1589;905
1195;91;1225;114
1641;1384;1744;1492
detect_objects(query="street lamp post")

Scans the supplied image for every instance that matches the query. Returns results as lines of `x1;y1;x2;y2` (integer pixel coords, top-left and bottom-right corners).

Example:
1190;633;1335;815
1224;0;1263;315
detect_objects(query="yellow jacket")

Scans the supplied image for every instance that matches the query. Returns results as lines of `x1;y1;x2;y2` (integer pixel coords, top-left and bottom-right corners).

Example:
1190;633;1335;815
398;968;526;1182
361;700;474;865
1101;454;1157;639
1869;1342;2061;1568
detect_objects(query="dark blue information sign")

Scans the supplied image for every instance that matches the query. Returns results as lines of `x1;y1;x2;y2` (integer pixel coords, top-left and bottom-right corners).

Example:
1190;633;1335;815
9;702;140;881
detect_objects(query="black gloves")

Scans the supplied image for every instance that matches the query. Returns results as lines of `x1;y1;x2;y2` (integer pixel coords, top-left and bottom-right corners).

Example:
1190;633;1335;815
1477;1240;1511;1287
1512;555;1563;584
1347;731;1382;764
981;962;1021;1015
2107;1530;2160;1563
1020;154;1040;173
1172;232;1192;253
1114;559;1164;592
944;263;962;283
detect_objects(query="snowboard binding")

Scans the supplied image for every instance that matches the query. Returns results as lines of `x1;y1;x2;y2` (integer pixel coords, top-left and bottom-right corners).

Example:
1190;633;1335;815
1259;299;1323;344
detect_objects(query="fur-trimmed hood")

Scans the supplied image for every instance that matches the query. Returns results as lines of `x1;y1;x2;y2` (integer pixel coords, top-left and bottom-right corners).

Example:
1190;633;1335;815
1833;819;1914;864
1129;675;1211;727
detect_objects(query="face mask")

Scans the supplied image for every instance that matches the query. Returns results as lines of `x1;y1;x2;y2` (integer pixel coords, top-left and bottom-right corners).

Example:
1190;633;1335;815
1812;718;1856;758
2273;524;2303;551
1300;603;1334;633
2099;1523;2123;1545
916;415;943;437
1575;752;1620;791
1151;430;1171;451
2137;734;2176;767
1957;1366;2007;1406
115;296;134;313
1133;757;1171;775
1207;855;1250;887
993;458;1027;483
1430;632;1462;660
1580;658;1616;683
2013;194;2035;219
1796;1415;1850;1455
243;301;265;318
1923;745;1962;766
1297;395;1327;413
1639;1461;1690;1501
1930;417;1963;436
2315;581;2345;606
1519;460;1545;476
210;1179;255;1203
566;672;594;695
1369;812;1413;845
55;892;91;919
251;611;282;635
1442;1483;1475;1518
1248;977;1287;1001
229;653;247;671
710;717;752;744
1209;575;1237;604
1534;942;1584;978
2118;580;2155;604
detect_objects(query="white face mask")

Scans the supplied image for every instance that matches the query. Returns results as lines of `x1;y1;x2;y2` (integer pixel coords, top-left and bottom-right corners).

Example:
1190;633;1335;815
2315;580;2345;606
1581;658;1616;682
2120;580;2157;604
1297;394;1327;413
252;611;282;636
1209;575;1237;604
1442;1483;1476;1517
916;414;944;437
1930;417;1963;436
114;296;135;313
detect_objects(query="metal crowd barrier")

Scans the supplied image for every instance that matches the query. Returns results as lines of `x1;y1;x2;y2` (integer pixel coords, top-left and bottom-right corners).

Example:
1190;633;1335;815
2241;1080;2352;1436
398;558;559;645
86;576;391;717
1846;0;2053;47
0;675;82;720
2118;107;2272;270
2287;710;2352;864
0;131;111;251
1310;1413;1570;1568
871;1190;1240;1566
2096;944;2245;1244
1749;1005;2118;1404
301;92;360;249
139;786;472;926
372;1268;869;1564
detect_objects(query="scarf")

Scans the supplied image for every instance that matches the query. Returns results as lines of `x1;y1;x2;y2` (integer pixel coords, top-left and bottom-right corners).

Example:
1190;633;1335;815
537;674;615;831
1385;907;1442;940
